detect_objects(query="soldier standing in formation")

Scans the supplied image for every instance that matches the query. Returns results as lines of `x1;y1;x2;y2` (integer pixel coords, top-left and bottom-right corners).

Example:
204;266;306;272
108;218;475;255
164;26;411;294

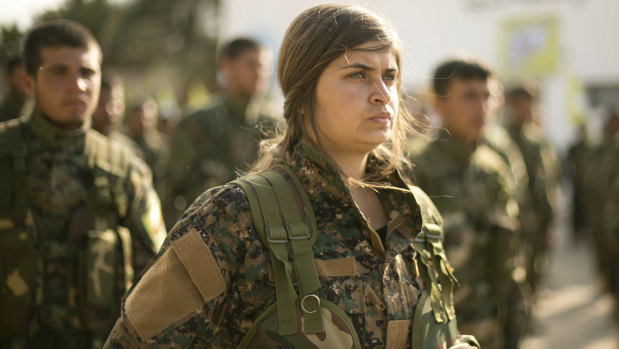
0;20;166;348
164;37;278;228
125;97;169;193
408;58;526;349
503;83;560;295
582;109;619;321
91;71;142;157
105;4;479;348
0;56;32;123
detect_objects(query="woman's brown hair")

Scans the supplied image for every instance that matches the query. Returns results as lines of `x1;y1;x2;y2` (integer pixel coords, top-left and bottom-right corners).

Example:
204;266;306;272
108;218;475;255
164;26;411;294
252;4;415;184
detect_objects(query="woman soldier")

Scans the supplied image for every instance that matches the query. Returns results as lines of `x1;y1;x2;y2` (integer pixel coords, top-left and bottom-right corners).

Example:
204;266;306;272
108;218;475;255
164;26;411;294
105;4;478;348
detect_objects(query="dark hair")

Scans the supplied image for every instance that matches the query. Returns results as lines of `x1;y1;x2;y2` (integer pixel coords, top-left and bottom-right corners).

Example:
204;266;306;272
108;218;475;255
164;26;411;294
432;58;492;97
218;37;261;63
4;56;23;74
101;71;123;92
252;4;413;184
505;80;539;101
22;19;101;76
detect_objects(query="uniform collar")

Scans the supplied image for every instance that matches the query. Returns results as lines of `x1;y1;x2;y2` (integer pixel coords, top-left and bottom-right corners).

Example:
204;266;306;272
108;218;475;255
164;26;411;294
282;140;423;256
434;129;476;168
29;110;89;149
222;94;250;122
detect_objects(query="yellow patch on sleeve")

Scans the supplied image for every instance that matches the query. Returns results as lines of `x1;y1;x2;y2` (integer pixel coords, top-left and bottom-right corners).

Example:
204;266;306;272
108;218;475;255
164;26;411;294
124;247;204;340
170;229;227;302
141;190;166;250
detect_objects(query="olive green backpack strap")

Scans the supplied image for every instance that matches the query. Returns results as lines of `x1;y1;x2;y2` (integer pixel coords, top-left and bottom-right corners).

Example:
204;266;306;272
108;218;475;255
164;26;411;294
85;131;130;221
409;185;480;349
0;117;29;223
233;164;322;336
84;131;133;292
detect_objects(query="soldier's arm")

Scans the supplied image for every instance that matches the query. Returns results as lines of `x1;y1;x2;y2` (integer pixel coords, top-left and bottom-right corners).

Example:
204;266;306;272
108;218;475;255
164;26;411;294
123;156;167;273
104;186;249;348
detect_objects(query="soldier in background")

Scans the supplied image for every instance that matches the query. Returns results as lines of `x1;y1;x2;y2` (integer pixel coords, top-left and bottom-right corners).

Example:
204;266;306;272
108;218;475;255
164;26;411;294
91;71;143;157
164;37;278;227
583;108;619;316
504;82;560;295
125;97;169;195
0;20;166;348
0;56;32;122
564;124;591;241
409;58;525;349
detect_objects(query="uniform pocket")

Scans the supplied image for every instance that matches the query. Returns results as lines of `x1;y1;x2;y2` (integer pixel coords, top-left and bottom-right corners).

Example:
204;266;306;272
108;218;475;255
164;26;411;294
0;216;37;335
80;228;132;332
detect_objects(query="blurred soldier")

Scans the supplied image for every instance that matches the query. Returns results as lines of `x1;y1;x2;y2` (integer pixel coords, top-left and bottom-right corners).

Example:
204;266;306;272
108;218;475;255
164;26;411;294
504;82;560;294
0;20;166;348
409;58;524;349
482;79;533;335
165;37;278;227
125;98;168;194
583;109;619;308
564;125;591;241
91;71;142;157
0;56;32;122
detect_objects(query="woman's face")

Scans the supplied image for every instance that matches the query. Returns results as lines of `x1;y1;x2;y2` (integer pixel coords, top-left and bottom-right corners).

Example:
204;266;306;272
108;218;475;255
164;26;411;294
312;42;399;158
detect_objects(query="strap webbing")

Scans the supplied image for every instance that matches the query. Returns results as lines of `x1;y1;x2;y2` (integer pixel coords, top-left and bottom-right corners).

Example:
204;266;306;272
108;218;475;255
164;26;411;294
233;165;323;335
239;173;298;335
410;186;458;323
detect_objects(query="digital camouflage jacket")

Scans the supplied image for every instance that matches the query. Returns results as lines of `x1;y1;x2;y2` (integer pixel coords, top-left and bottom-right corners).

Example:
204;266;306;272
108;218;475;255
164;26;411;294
105;140;461;348
163;95;279;228
0;112;166;347
409;130;521;348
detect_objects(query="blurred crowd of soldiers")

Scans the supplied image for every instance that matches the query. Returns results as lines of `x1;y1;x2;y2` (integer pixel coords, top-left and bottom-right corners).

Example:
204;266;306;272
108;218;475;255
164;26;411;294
0;19;617;349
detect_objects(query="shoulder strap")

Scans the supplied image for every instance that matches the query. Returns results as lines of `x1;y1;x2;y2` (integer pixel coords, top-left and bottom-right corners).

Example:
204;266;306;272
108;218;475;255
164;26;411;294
409;185;458;323
232;164;323;336
85;130;130;221
0;117;29;223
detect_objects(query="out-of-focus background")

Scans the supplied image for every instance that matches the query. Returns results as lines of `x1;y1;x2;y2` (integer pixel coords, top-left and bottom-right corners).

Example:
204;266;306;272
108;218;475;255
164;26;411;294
3;0;618;150
1;1;617;348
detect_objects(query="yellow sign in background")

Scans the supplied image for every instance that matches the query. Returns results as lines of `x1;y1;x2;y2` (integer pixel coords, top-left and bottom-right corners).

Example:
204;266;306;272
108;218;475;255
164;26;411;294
499;15;560;77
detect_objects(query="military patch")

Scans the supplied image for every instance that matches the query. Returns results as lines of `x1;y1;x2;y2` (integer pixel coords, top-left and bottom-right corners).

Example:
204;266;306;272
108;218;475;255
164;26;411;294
170;228;227;302
315;257;357;277
124;247;204;340
386;319;411;349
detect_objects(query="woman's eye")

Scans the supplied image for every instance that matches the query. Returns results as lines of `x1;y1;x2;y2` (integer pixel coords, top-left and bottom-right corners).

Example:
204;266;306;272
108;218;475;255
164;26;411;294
383;74;396;82
348;71;365;79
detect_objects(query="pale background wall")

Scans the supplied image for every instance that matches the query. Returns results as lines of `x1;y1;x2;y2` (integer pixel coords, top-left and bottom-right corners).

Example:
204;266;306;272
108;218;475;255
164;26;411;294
219;0;619;152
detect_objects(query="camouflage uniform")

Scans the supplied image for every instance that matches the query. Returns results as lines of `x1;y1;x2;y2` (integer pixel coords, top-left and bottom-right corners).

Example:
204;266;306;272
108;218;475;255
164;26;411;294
507;121;560;293
584;132;619;312
105;140;463;348
0;98;33;123
409;130;521;349
0;112;167;348
565;134;592;240
127;128;168;196
482;124;532;344
164;94;278;229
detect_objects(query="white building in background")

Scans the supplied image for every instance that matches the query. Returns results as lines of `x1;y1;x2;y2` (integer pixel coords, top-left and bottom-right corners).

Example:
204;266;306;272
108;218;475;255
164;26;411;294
220;0;619;152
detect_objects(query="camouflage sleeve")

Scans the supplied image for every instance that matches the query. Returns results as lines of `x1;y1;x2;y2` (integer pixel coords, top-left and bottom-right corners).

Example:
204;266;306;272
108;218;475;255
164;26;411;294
123;155;167;274
104;185;251;348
